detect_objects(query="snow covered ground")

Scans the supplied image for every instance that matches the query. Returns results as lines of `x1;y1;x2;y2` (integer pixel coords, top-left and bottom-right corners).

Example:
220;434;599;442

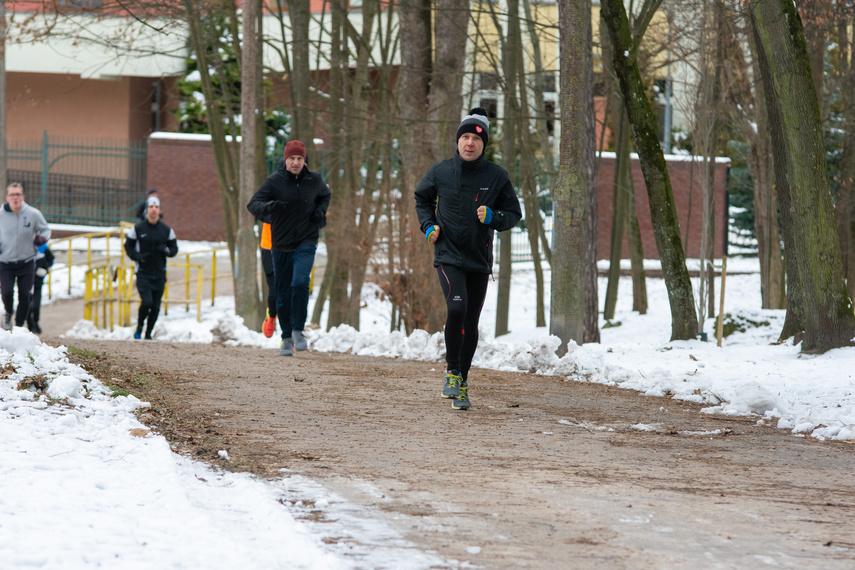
2;229;854;568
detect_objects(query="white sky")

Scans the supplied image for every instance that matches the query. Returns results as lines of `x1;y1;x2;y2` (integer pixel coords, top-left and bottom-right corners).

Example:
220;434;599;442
2;232;853;568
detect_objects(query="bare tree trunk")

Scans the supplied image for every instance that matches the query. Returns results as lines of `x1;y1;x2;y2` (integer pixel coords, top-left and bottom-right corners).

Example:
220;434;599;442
516;49;546;328
552;0;593;351
584;68;600;344
729;5;785;309
0;0;6;192
287;0;313;146
801;0;828;106
601;0;698;340
237;0;263;330
627;185;648;314
325;0;350;329
397;0;444;333
749;0;855;351
183;0;241;296
496;0;522;337
428;0;469;151
836;15;855;302
603;108;630;321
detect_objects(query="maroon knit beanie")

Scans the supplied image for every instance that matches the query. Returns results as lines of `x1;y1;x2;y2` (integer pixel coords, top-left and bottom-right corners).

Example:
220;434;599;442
283;140;306;160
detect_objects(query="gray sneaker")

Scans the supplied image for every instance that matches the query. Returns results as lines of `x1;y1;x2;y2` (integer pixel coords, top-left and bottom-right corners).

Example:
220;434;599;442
280;337;294;356
2;313;12;331
441;371;462;399
452;383;471;410
292;330;308;351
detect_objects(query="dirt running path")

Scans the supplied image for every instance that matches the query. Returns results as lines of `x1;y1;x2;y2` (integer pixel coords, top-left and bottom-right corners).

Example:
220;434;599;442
40;320;855;569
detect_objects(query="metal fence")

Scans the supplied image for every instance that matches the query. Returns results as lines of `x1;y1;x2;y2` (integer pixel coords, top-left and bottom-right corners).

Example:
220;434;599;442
7;132;148;226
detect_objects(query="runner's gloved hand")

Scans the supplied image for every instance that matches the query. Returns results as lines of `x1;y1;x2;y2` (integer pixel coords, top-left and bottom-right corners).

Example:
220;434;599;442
425;225;439;243
477;206;493;224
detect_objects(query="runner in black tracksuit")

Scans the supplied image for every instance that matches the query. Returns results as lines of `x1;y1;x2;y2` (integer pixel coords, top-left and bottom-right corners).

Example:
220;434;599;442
415;107;522;410
124;197;178;339
247;140;330;356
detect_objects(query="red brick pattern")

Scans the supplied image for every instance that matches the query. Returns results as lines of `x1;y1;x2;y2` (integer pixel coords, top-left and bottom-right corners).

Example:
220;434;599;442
146;136;226;242
595;155;729;260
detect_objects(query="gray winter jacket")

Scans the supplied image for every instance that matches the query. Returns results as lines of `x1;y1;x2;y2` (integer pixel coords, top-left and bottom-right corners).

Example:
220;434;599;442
0;202;51;263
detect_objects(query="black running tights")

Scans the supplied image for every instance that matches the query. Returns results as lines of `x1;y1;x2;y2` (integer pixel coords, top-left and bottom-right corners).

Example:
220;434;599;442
436;265;489;381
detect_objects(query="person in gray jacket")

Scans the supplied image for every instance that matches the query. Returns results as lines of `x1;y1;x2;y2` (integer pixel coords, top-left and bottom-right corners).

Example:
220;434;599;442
0;183;51;331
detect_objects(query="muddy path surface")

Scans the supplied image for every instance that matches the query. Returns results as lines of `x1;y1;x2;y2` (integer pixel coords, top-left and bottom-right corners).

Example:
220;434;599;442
41;328;855;570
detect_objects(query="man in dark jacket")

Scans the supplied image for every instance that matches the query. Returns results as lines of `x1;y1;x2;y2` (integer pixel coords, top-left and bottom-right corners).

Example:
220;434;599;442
124;196;178;339
415;108;522;410
247;140;331;356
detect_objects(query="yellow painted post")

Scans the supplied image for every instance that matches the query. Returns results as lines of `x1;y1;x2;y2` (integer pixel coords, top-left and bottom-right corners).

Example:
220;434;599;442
67;243;73;296
716;257;728;347
83;269;92;321
185;254;191;311
196;264;203;322
211;252;217;304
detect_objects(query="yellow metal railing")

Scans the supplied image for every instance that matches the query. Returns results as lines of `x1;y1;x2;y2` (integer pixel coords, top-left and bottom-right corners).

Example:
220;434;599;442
84;257;207;330
48;225;231;305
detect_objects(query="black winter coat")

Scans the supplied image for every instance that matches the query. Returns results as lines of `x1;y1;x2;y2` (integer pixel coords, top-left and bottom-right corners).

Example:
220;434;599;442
124;219;178;282
414;152;522;273
247;162;331;252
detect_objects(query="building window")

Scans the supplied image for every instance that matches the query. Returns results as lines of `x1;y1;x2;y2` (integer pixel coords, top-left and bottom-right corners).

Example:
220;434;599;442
542;72;556;93
544;101;555;135
479;73;498;91
480;99;498;119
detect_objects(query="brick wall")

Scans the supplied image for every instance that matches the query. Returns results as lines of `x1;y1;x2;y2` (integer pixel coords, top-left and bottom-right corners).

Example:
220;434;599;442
146;134;226;242
595;154;729;260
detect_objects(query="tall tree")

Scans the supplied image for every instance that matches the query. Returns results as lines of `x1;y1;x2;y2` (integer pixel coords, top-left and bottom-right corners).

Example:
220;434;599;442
496;0;522;337
285;0;313;145
748;0;855;351
237;0;263;330
552;0;595;351
724;4;785;309
395;0;444;333
0;0;6;192
834;11;855;302
601;0;699;341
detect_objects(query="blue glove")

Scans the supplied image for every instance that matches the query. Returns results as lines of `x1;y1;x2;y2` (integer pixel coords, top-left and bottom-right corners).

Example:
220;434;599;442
478;206;493;225
425;225;438;242
37;244;48;254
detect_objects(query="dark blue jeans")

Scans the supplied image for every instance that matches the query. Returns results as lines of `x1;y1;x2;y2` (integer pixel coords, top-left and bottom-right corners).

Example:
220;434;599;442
0;259;35;326
272;245;316;339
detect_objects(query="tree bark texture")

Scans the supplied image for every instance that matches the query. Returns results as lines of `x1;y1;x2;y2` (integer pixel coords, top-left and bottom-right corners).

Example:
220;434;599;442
397;0;445;333
552;0;591;351
287;0;313;146
496;0;522;337
836;16;855;302
600;0;698;340
237;0;263;330
728;6;785;309
749;0;855;351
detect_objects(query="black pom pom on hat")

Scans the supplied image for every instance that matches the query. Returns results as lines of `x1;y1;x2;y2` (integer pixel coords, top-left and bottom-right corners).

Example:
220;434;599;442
456;107;489;147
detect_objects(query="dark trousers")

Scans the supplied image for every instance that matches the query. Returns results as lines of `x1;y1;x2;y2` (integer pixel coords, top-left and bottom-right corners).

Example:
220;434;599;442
272;244;316;339
136;274;166;336
0;260;36;326
28;273;44;328
261;248;277;317
436;264;489;381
